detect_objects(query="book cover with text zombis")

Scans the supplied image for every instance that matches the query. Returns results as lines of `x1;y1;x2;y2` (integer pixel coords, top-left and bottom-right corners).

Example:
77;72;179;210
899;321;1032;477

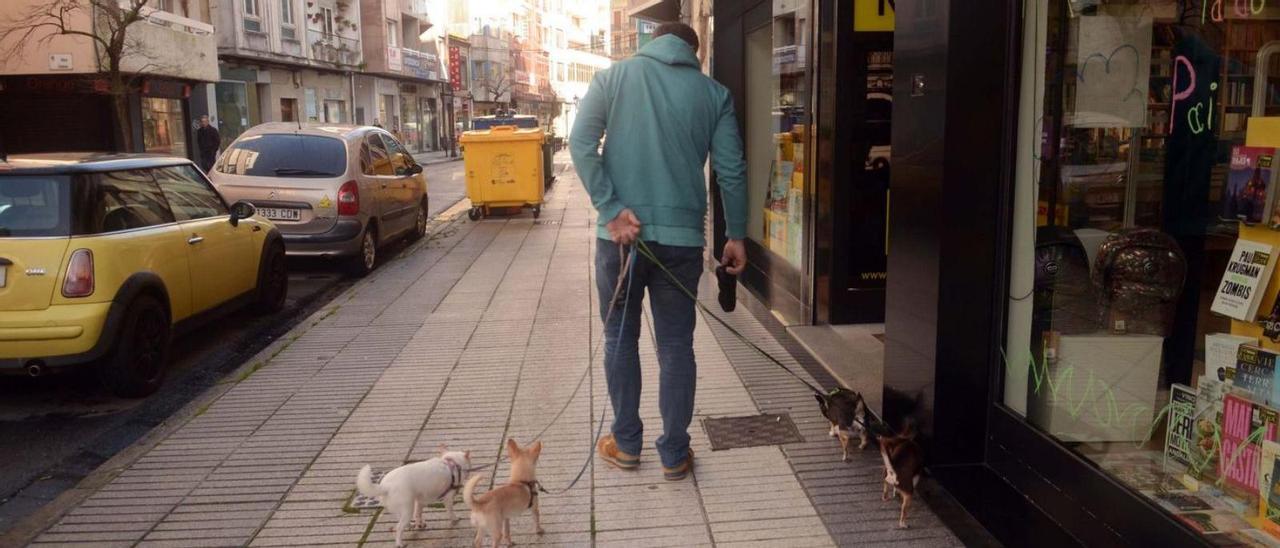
1220;393;1280;496
1211;239;1276;322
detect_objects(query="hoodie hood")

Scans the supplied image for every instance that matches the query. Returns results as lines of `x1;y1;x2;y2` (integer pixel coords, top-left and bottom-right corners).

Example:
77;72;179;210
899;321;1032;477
635;34;700;68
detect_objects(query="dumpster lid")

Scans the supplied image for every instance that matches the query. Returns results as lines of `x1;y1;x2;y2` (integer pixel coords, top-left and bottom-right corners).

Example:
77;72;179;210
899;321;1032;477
460;126;545;143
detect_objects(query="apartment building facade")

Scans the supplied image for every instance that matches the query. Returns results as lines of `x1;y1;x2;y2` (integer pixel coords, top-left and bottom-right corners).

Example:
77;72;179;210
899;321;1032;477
0;0;219;158
354;0;448;152
545;0;609;138
213;0;364;147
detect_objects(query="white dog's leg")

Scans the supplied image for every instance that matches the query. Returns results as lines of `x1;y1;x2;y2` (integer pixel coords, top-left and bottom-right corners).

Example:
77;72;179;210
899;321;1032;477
446;494;457;524
394;512;410;547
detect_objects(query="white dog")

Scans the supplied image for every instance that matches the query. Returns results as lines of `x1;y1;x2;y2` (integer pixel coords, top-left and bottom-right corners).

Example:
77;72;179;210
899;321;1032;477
356;449;472;547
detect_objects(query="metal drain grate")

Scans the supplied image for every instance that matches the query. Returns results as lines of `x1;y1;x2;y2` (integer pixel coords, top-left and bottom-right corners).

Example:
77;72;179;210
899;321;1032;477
533;219;561;225
702;413;805;451
344;469;386;512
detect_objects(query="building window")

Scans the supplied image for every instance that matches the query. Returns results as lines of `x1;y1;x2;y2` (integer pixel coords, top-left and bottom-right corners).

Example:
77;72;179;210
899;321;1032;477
320;7;334;35
386;19;398;47
243;0;262;32
1003;1;1280;543
280;98;297;122
280;0;295;40
141;97;186;158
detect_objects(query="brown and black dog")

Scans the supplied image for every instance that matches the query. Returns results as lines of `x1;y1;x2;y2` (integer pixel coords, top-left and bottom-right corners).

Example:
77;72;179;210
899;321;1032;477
814;388;868;462
878;422;924;529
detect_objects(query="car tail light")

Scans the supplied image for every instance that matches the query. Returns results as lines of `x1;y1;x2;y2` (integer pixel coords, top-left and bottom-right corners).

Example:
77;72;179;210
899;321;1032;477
62;249;94;298
337;180;359;216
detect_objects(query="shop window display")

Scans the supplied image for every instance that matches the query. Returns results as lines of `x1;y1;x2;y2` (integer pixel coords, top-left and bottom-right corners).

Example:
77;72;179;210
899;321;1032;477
1006;0;1280;542
744;0;809;268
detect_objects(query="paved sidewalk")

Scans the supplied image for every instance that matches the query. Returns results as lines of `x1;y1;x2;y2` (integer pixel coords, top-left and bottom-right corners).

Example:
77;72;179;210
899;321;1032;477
22;166;963;547
413;150;461;166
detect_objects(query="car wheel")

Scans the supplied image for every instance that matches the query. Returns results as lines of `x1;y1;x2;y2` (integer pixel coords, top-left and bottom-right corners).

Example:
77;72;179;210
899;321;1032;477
98;295;170;398
408;200;428;241
346;225;378;277
253;242;288;314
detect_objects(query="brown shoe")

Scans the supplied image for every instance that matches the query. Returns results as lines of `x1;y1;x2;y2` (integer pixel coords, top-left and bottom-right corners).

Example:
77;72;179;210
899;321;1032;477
597;434;640;470
663;449;694;481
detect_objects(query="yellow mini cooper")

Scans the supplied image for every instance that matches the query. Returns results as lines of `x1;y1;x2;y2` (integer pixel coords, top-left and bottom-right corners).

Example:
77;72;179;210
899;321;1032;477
0;154;287;397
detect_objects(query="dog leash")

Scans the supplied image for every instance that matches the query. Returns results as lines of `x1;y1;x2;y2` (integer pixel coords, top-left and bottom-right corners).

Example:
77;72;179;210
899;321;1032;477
632;240;893;436
468;245;637;494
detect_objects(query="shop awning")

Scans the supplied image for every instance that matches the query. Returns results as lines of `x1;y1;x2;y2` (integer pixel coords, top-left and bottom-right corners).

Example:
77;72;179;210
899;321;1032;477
628;0;678;21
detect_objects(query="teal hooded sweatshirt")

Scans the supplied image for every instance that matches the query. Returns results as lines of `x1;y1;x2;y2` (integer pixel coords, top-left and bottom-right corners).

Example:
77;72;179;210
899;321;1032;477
570;34;747;247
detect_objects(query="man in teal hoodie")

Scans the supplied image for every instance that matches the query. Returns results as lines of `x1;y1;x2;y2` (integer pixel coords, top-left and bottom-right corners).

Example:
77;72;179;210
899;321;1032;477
571;23;747;481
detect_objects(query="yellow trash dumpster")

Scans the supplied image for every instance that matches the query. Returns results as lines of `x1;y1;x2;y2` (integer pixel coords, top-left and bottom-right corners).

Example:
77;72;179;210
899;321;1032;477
460;126;545;220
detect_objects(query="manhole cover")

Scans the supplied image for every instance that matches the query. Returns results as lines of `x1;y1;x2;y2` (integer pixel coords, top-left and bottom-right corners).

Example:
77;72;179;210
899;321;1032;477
701;413;804;451
344;469;386;512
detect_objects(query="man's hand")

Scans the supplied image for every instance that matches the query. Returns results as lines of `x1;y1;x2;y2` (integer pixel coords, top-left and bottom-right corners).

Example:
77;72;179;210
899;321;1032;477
721;239;747;275
606;208;642;245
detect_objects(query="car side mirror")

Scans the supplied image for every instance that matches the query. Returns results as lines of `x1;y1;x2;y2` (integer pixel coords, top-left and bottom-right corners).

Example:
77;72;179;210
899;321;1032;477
229;201;256;226
408;163;423;175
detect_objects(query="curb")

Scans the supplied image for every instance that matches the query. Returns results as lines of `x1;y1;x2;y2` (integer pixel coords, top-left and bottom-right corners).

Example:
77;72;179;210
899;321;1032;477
0;206;471;548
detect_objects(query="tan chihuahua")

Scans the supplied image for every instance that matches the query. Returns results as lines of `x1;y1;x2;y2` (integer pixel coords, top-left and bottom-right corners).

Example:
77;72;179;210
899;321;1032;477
463;439;544;547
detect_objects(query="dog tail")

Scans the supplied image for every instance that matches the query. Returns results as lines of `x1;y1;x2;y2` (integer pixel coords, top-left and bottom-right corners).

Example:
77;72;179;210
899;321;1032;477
463;474;487;510
899;420;918;440
355;465;385;498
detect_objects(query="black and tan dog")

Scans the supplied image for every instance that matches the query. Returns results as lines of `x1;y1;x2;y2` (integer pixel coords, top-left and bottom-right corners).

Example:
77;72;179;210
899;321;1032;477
878;421;924;529
814;388;868;462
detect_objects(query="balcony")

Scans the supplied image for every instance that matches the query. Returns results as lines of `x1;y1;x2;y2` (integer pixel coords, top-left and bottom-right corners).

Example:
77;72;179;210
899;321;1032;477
118;4;218;81
307;29;362;66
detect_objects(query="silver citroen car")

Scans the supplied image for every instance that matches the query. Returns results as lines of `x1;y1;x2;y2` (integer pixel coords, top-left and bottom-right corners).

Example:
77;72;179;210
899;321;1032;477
209;123;428;277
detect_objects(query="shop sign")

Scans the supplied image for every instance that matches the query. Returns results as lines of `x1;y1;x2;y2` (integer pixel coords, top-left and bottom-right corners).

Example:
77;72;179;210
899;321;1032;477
400;83;418;94
449;46;462;91
387;46;403;72
143;79;190;98
637;19;657;48
854;0;895;32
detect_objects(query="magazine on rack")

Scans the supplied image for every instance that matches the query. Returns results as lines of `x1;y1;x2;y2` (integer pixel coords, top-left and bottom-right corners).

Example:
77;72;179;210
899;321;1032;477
1236;346;1279;406
1221;393;1280;495
1212;239;1277;322
1221;146;1276;225
1167;384;1198;469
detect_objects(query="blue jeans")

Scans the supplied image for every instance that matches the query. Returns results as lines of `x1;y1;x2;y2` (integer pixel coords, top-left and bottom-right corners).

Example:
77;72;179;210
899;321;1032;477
595;238;702;468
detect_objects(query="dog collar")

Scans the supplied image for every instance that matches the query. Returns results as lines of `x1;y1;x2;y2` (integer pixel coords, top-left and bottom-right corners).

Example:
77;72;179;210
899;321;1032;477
520;480;540;509
442;457;464;492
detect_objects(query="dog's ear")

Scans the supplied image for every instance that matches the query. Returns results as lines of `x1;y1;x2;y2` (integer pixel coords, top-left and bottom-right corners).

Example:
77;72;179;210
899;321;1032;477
506;438;520;456
438;443;449;455
529;441;543;459
814;394;827;409
464;450;472;462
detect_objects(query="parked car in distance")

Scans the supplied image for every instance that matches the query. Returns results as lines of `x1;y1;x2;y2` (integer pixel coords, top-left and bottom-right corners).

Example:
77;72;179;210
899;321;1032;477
0;154;287;397
209;123;429;277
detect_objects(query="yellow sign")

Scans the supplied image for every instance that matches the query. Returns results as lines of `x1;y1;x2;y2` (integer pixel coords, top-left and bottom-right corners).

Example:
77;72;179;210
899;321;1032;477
854;0;895;32
318;195;333;209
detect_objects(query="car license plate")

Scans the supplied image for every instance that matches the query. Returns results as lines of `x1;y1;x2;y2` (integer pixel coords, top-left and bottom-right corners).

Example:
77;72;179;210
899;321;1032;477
259;208;302;221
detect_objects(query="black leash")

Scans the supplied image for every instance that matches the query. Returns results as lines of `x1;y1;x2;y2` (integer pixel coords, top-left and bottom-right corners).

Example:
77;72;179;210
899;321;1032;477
633;240;892;436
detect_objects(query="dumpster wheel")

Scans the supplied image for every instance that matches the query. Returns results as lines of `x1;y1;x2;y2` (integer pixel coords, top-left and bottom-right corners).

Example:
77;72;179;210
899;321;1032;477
533;205;541;219
468;207;482;221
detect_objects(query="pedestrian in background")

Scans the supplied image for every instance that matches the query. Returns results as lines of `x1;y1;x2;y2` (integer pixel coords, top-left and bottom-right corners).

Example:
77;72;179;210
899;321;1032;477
570;22;748;481
195;115;220;172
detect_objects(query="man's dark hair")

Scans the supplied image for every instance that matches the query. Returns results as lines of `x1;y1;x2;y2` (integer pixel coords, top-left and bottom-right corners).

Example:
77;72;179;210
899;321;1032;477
653;22;698;52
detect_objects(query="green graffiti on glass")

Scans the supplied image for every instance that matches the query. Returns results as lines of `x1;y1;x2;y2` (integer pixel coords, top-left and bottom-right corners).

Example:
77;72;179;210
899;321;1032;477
1003;349;1268;486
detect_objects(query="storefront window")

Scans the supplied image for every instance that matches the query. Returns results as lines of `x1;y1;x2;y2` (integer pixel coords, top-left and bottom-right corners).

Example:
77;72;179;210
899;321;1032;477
141;97;185;157
745;0;809;268
1006;0;1280;541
